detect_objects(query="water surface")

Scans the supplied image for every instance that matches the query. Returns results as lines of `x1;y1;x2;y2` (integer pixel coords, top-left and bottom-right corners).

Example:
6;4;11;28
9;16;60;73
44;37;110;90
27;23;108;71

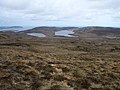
27;33;46;37
55;30;74;37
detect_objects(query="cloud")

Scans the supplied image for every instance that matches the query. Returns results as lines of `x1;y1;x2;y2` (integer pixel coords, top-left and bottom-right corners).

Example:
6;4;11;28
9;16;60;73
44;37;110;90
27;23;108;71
0;0;29;10
0;0;120;26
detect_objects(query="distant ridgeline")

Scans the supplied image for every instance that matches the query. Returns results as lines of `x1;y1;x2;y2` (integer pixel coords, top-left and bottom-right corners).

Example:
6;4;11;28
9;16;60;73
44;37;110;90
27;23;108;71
0;26;23;29
74;26;120;36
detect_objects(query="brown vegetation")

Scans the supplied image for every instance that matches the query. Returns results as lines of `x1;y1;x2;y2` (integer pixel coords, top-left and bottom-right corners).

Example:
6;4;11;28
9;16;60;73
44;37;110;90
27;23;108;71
0;27;120;90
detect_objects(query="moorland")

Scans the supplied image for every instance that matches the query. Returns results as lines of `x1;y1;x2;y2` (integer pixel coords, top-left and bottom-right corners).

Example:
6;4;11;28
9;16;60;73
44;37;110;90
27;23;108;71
0;26;120;90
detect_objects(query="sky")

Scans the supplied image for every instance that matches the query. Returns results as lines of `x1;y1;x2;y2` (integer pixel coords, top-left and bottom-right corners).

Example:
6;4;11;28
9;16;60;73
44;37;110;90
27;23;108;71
0;0;120;27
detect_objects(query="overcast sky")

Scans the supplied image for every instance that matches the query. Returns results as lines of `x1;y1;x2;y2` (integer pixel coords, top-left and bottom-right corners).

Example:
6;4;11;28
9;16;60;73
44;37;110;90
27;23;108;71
0;0;120;27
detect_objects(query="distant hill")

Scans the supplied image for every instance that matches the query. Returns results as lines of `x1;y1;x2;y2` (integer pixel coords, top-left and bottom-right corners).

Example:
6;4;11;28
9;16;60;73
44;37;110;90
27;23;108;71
22;26;78;32
20;26;120;38
0;26;23;29
74;26;120;38
21;26;78;37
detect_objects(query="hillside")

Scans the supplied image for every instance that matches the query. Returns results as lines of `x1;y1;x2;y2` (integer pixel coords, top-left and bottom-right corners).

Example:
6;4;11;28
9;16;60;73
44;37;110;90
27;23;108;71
73;26;120;39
